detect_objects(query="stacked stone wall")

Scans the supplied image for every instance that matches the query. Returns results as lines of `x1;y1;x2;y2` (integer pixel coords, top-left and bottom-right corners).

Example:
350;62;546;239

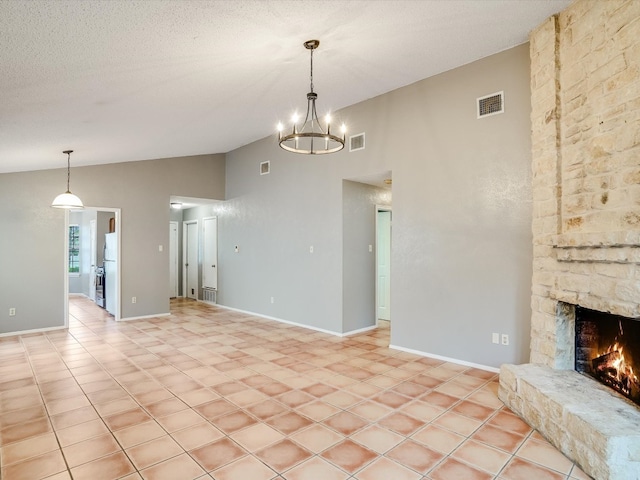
530;0;640;367
504;5;640;476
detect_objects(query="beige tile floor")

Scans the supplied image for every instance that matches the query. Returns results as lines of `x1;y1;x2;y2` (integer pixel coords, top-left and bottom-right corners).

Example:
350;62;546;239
0;297;592;480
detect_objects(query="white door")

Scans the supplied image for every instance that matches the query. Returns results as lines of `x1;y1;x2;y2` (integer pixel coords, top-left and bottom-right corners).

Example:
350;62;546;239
184;221;198;299
203;217;217;290
104;233;117;315
89;219;97;301
377;209;392;321
169;221;178;298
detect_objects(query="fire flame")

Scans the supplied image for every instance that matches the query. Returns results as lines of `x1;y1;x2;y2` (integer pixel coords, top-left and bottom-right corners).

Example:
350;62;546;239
589;319;640;404
599;342;638;391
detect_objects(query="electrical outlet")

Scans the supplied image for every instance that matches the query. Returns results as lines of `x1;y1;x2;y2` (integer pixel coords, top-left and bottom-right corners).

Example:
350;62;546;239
492;333;499;344
158;245;163;252
270;297;274;304
132;297;137;304
309;245;314;253
369;245;373;252
9;308;16;316
234;245;239;253
501;334;509;346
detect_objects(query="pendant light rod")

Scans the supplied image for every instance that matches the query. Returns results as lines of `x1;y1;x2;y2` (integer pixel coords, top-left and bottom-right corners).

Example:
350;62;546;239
63;149;73;193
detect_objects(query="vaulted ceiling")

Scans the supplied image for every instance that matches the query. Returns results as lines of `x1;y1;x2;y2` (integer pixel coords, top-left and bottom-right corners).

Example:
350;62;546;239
0;0;571;173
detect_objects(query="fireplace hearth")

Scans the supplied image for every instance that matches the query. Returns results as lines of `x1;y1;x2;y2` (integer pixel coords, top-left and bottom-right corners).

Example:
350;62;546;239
500;300;640;478
575;306;640;407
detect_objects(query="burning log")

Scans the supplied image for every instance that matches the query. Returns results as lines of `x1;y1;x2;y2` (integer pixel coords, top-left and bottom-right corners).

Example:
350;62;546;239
592;351;622;377
592;349;640;403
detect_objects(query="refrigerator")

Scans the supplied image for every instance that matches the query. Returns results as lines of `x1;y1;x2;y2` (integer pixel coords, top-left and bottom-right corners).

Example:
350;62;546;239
104;232;117;316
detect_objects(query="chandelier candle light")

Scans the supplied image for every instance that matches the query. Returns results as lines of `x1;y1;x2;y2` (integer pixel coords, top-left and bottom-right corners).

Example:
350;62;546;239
278;40;346;155
51;150;84;209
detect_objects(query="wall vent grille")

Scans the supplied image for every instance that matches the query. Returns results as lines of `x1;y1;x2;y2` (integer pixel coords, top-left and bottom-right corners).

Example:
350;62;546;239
349;133;365;152
477;91;504;118
260;161;270;175
202;288;217;304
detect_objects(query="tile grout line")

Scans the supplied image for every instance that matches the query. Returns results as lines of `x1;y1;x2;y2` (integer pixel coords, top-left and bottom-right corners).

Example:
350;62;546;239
57;308;136;479
0;297;589;480
20;332;74;479
66;307;199;477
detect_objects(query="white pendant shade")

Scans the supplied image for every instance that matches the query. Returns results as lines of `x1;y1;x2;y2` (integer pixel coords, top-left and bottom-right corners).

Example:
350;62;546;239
51;191;84;209
51;149;84;209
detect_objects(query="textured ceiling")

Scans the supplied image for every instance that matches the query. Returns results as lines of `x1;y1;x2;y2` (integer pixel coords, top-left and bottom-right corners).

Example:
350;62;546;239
0;0;571;173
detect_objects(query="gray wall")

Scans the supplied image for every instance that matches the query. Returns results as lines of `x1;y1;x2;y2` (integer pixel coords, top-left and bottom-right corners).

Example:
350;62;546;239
221;44;532;366
1;45;533;367
221;143;355;334
342;180;391;333
0;154;225;334
388;44;533;366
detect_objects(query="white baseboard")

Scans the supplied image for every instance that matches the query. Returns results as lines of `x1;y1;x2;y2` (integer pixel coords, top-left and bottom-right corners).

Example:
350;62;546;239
0;325;68;338
118;313;171;322
389;344;499;373
342;324;378;336
214;304;357;337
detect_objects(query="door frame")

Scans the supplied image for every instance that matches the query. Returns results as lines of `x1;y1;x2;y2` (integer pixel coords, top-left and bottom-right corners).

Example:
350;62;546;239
63;210;71;329
375;205;392;325
169;221;179;298
89;218;97;301
183;220;199;299
65;207;121;321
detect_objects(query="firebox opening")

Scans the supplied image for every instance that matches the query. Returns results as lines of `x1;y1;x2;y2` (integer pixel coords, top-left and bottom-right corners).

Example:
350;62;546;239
575;306;640;406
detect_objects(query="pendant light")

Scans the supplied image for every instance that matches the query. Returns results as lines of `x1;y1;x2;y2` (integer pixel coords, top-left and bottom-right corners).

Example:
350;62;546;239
277;40;346;155
51;150;84;209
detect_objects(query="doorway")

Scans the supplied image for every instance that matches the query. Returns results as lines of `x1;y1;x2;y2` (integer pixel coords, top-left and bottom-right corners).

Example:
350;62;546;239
65;207;121;321
376;207;392;322
183;220;198;299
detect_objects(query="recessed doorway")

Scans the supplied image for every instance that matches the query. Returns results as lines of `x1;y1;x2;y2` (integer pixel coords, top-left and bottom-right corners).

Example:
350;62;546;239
376;206;392;323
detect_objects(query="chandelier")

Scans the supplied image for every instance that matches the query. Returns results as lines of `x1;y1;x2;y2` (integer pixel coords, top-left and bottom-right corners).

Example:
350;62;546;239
278;40;345;155
51;150;84;209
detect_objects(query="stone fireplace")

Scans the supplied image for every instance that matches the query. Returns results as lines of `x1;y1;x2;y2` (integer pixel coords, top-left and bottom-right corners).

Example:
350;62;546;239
498;1;640;479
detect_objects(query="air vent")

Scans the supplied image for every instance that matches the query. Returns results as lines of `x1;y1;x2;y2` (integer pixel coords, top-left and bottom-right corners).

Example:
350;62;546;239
202;288;216;304
477;91;504;118
349;132;365;152
260;161;270;175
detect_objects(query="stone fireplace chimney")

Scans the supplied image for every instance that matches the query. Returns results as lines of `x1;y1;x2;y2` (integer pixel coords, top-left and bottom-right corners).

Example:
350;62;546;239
529;0;640;367
499;1;640;478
